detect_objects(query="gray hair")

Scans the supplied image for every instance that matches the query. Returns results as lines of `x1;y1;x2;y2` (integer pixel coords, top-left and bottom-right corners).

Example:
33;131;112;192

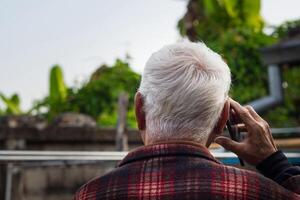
139;42;231;143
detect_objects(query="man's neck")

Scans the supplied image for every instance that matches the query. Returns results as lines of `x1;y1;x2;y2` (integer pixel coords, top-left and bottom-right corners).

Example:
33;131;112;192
147;139;208;149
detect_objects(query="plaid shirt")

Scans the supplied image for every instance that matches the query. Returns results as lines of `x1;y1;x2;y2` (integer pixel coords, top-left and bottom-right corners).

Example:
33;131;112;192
74;142;299;200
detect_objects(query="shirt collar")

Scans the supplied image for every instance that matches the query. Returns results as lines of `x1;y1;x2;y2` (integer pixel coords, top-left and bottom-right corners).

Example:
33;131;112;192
118;141;221;167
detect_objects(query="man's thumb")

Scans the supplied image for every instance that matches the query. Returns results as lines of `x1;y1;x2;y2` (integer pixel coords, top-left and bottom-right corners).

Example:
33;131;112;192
215;136;241;153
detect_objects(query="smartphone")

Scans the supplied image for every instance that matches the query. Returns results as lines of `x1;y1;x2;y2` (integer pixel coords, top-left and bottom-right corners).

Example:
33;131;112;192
226;120;244;166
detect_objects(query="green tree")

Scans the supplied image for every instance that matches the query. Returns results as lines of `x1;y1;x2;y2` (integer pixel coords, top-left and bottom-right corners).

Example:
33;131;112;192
66;59;141;127
178;0;264;41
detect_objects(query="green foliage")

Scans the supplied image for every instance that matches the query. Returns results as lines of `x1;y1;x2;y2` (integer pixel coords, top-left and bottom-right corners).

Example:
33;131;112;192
65;59;140;127
210;29;275;103
49;65;67;103
48;65;68;118
178;0;300;127
178;0;264;42
0;93;22;115
31;59;140;128
126;108;137;128
272;19;300;39
97;110;118;127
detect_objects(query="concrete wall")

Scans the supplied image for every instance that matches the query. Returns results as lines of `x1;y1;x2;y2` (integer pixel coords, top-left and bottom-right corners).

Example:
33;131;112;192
0;127;142;200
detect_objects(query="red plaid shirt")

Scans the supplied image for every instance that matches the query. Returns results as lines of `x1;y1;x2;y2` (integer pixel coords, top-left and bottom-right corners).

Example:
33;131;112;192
74;142;300;200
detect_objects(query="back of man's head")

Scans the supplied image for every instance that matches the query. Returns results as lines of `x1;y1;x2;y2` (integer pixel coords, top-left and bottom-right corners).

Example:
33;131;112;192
139;42;231;144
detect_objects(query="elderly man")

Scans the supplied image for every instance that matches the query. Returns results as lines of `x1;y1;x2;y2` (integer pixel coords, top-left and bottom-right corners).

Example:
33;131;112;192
75;42;300;199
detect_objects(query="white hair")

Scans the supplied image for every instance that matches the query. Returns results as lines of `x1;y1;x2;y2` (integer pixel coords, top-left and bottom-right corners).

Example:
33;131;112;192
139;42;231;143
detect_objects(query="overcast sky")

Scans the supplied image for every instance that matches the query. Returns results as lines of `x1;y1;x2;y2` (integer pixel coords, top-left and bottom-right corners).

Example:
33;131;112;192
1;0;300;110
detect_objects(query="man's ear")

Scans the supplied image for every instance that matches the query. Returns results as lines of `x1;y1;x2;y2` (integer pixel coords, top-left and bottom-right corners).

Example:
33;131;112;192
134;92;146;131
213;100;230;135
206;100;229;147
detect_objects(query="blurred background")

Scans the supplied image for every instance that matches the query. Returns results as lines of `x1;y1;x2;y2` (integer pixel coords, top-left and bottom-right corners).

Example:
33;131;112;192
0;0;300;199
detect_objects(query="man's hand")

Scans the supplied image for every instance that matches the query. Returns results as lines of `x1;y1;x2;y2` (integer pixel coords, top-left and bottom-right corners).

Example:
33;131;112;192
215;98;278;166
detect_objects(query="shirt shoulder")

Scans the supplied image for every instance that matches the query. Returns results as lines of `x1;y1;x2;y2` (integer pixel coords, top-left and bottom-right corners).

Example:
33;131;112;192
217;163;299;199
74;165;132;200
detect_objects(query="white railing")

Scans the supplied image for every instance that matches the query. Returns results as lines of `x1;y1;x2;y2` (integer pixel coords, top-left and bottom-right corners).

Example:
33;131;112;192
0;150;300;162
1;150;300;200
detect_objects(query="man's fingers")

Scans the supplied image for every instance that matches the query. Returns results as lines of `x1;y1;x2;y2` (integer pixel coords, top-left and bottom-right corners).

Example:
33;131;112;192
229;109;243;124
229;98;256;125
244;105;275;145
244;105;263;122
215;136;243;155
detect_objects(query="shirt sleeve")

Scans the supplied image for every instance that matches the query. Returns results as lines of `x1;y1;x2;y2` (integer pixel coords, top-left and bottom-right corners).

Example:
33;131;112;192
256;150;300;194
